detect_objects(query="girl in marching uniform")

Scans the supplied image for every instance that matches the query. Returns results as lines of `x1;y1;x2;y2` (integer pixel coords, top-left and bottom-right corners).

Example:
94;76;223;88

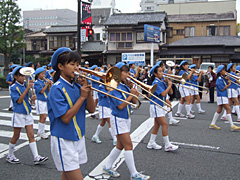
6;66;48;164
103;62;150;180
47;47;95;180
188;64;206;114
220;63;240;121
49;69;55;82
156;61;180;125
34;67;52;139
175;60;195;119
147;64;179;152
209;65;240;131
91;83;117;145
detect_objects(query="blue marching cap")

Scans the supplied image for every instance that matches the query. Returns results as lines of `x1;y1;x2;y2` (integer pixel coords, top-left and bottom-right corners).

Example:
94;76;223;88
12;66;22;77
216;65;224;74
34;67;45;75
227;63;233;71
90;65;98;70
180;60;188;66
189;64;196;69
149;64;159;76
49;69;55;74
48;63;52;67
26;62;33;67
42;65;47;69
236;65;240;71
51;47;72;70
128;61;136;65
115;62;125;69
100;69;105;73
10;64;17;69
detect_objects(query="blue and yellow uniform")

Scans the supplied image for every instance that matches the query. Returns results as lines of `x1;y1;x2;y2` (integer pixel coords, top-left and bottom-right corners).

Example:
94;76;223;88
34;79;48;101
6;72;13;86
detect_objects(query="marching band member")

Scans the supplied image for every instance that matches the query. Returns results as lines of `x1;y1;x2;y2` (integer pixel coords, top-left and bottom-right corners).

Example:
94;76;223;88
103;62;150;180
6;64;17;111
49;69;55;81
209;65;240;131
45;63;52;79
147;64;179;151
189;64;206;114
175;60;195;119
129;61;141;78
47;47;95;180
7;65;48;164
157;61;180;125
34;67;52;139
90;65;100;119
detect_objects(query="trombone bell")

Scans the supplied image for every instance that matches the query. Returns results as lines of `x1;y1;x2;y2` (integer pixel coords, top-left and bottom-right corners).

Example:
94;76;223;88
105;67;121;91
19;67;35;76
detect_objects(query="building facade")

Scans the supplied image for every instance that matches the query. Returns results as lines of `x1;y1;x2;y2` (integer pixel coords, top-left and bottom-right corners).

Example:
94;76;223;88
23;9;77;31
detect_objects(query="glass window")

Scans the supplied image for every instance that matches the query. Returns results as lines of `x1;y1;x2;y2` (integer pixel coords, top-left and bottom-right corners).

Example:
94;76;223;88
110;33;115;41
185;27;195;37
122;33;126;41
176;29;184;35
127;32;132;41
167;27;173;38
116;33;120;41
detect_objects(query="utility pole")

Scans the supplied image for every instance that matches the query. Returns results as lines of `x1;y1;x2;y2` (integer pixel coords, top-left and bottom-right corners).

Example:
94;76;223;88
77;0;82;58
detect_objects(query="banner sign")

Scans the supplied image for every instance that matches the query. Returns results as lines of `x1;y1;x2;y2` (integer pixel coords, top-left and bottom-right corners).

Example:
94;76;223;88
82;2;92;36
122;53;145;66
144;24;160;43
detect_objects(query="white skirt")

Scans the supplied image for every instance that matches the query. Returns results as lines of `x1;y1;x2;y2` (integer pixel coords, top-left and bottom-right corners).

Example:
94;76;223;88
189;86;199;96
99;106;111;119
35;100;48;115
110;115;131;136
217;96;229;105
228;88;238;98
179;85;190;97
11;112;33;128
149;104;166;118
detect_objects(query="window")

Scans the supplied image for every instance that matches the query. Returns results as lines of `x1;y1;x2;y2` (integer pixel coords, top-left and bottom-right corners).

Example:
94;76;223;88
94;33;101;41
176;29;184;35
136;32;145;43
109;32;133;49
49;36;54;49
167;27;173;38
185;27;195;37
207;26;230;36
168;0;174;4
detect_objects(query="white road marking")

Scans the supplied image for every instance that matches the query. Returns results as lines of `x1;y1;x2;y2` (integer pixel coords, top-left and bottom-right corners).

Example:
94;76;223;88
171;142;220;150
0;96;10;99
0;130;29;140
224;121;240;125
84;101;179;180
0;143;9;153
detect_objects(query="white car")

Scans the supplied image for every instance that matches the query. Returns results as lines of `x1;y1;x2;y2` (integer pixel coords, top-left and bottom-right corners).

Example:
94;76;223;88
199;63;216;73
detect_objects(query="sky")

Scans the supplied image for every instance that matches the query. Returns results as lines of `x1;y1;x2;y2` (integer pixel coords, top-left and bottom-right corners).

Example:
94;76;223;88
17;0;239;23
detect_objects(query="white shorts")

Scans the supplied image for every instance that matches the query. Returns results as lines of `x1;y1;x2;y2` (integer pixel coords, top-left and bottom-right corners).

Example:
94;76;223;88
189;86;199;96
99;106;111;119
93;90;98;100
217;96;229;105
228;88;238;98
51;136;87;172
179;85;190;97
237;88;240;96
35;100;48;115
110;115;131;136
166;94;169;100
11;112;34;127
149;104;166;118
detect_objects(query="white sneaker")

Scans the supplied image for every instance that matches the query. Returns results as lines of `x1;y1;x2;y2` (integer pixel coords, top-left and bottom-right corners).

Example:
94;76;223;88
103;165;120;177
92;135;102;144
6;154;21;164
34;155;48;165
113;140;117;146
220;116;227;121
37;133;49;139
190;110;195;114
165;144;179;152
175;112;185;117
169;119;180;125
198;109;206;114
131;172;150;180
186;113;195;119
147;142;162;150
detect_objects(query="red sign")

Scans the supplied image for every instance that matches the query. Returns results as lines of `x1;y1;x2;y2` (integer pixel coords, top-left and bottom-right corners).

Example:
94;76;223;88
82;2;92;36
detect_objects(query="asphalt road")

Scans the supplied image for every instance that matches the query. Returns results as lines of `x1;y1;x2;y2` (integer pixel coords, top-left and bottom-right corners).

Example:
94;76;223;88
0;90;240;180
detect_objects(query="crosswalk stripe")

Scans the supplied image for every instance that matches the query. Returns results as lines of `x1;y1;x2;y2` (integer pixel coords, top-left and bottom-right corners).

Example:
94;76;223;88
0;143;9;153
0;119;50;131
0;130;29;140
0;112;48;121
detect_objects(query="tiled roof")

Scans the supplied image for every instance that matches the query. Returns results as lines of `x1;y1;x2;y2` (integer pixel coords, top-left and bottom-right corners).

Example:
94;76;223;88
44;25;77;33
104;12;167;26
167;36;240;46
82;41;105;52
168;12;235;22
92;8;111;26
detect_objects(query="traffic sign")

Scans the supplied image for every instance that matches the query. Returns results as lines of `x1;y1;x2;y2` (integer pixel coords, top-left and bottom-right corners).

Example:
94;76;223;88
144;24;160;43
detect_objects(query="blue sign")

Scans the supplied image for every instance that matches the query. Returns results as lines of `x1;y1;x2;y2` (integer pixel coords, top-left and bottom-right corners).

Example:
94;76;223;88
144;24;160;43
122;53;145;67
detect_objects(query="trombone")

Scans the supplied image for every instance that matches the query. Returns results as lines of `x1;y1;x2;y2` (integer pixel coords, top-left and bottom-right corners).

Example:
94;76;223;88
127;75;172;112
224;73;240;86
75;67;141;108
19;67;36;105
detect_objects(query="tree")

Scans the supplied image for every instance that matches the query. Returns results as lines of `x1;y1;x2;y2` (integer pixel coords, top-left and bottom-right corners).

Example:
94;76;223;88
0;0;24;76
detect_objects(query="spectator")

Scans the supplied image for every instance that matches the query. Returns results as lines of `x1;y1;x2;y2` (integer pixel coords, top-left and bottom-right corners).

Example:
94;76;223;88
206;66;217;103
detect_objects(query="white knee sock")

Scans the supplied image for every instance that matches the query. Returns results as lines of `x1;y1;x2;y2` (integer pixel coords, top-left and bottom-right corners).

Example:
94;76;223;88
163;135;170;147
9;143;15;156
234;105;240;119
149;134;157;144
109;128;114;139
226;114;234;127
232;106;236;113
38;123;45;134
177;103;184;113
167;107;173;120
94;124;103;136
29;142;39;160
106;147;121;169
223;110;227;117
190;103;193;111
185;105;191;115
196;103;202;111
210;112;220;125
125;150;138;176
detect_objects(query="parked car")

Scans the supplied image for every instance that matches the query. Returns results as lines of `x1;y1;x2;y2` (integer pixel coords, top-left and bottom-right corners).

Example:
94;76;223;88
199;62;216;73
